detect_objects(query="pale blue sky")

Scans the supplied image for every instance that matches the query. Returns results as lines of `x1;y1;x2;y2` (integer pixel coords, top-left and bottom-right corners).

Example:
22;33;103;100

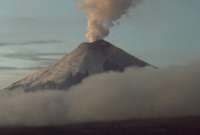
0;0;200;87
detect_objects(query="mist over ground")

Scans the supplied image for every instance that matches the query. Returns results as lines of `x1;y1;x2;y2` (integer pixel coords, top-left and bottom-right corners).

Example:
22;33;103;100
0;61;199;126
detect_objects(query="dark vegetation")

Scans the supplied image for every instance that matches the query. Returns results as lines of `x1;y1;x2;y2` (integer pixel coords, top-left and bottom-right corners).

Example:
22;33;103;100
0;117;199;135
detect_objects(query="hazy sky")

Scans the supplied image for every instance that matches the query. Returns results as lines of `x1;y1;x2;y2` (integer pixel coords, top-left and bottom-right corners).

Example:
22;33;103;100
0;0;200;87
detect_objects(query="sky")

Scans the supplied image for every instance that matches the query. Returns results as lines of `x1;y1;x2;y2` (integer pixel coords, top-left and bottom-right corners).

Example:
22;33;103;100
0;0;200;88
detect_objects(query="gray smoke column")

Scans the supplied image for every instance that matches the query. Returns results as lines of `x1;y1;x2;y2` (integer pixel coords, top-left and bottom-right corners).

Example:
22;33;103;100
80;0;141;42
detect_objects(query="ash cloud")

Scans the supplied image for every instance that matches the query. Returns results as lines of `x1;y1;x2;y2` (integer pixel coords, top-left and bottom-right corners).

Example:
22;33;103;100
0;61;199;125
80;0;141;42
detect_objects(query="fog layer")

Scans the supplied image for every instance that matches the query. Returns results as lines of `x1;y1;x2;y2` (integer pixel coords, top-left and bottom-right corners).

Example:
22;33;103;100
0;61;199;125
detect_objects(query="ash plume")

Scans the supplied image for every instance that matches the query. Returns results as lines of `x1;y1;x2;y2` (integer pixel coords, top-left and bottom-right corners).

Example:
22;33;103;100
80;0;141;42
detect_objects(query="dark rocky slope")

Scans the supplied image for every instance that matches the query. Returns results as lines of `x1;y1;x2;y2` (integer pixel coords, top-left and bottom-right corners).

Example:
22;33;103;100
6;40;150;91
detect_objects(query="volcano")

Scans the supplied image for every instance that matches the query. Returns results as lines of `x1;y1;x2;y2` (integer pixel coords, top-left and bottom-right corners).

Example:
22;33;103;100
6;40;150;91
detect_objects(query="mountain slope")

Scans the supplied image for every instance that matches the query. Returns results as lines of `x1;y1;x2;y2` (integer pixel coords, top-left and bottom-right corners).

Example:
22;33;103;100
6;40;150;91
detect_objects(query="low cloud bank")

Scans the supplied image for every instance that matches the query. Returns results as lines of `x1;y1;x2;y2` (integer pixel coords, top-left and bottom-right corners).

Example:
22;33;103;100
0;40;63;46
0;61;199;125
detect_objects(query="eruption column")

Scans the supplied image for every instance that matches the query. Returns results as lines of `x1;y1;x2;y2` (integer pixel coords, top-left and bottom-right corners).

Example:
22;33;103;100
80;0;141;42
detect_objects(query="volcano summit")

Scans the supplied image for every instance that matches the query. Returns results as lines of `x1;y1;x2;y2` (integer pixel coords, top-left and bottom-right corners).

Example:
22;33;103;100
6;40;150;91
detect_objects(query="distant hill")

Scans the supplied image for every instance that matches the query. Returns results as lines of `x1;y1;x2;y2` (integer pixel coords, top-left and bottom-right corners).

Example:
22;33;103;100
0;117;199;135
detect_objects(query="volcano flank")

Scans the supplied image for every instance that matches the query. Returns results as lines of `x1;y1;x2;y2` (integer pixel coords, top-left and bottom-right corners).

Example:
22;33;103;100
6;40;150;91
